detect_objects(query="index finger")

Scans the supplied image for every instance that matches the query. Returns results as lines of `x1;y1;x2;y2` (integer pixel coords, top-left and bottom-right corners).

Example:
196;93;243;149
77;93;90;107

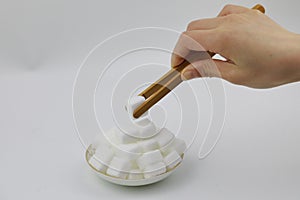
217;4;250;17
171;30;222;67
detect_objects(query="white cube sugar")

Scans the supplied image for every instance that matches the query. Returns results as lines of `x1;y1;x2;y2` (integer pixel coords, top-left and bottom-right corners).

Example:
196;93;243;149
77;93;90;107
106;168;128;179
172;138;186;156
136;150;163;170
126;96;148;119
94;144;114;166
152;128;175;148
127;169;144;180
109;156;132;172
119;123;143;138
130;160;139;170
137;120;157;138
114;143;143;160
160;138;186;156
106;156;132;179
163;151;182;170
143;162;166;179
105;127;138;145
88;155;108;173
138;138;159;152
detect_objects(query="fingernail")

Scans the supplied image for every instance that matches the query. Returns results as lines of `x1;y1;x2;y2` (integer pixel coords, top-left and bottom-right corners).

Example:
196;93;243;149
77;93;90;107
171;55;184;67
182;69;196;80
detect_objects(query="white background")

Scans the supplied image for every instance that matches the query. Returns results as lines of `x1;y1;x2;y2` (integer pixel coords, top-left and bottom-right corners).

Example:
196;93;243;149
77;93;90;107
0;0;299;199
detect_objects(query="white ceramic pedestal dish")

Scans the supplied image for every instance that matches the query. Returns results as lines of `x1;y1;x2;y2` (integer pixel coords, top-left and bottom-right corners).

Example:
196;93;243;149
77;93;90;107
85;145;183;186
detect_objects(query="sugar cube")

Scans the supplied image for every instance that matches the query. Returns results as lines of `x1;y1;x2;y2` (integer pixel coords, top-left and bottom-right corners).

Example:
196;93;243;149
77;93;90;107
138;138;159;152
143;162;166;179
106;156;132;179
160;138;186;156
126;96;148;119
106;168;128;179
152;128;175;148
137;120;157;138
105;127;138;145
163;151;182;170
136;150;163;170
127;169;144;180
109;156;132;172
93;144;114;166
172;138;186;156
114;143;143;160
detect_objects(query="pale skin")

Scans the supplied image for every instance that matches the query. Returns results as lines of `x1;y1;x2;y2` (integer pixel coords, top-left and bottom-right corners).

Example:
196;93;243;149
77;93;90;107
172;4;300;88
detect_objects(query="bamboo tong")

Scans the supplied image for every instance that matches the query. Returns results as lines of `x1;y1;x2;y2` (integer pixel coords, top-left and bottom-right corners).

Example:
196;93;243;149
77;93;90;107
133;4;265;118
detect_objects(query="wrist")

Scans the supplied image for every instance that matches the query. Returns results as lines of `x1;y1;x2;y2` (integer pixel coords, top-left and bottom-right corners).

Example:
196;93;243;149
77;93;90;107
281;33;300;84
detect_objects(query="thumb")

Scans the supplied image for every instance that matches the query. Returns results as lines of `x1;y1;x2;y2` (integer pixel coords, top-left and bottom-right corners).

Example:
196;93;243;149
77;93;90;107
181;59;242;84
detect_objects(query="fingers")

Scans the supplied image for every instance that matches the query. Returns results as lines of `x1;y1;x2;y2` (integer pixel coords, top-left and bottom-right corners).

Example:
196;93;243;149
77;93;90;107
217;4;250;17
172;4;249;67
171;4;250;68
172;17;222;66
181;59;244;85
186;17;222;31
171;30;222;67
187;5;250;32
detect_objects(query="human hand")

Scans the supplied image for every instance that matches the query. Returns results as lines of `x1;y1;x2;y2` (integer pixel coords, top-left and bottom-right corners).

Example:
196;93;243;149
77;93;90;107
172;4;300;88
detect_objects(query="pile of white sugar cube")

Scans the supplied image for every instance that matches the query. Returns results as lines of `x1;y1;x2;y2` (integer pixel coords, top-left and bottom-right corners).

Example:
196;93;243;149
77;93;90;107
88;96;186;180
